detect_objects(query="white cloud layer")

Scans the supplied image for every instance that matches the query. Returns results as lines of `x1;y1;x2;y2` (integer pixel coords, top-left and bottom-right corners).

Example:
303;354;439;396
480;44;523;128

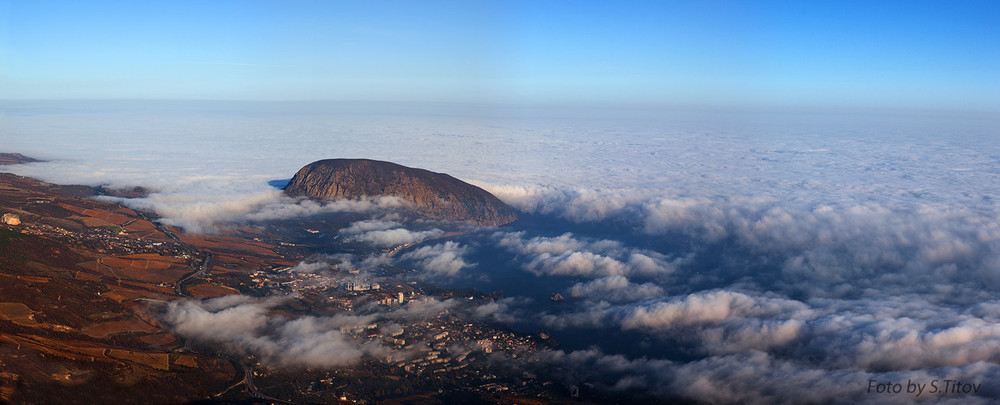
496;232;676;278
163;295;466;368
336;217;445;247
7;101;1000;402
400;241;475;276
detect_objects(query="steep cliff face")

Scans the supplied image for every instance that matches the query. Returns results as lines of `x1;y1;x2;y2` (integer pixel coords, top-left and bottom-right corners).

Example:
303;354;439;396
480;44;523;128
284;159;517;226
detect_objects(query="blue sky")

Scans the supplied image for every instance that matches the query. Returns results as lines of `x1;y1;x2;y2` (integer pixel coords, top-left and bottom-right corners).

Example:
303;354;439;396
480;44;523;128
1;0;998;110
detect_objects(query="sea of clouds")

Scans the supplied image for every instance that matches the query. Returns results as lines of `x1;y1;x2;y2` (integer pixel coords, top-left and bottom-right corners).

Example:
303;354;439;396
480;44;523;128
3;100;1000;403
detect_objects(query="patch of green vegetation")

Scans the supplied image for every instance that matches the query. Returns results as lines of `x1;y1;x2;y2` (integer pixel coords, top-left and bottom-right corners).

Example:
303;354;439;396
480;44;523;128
0;229;27;266
0;228;20;246
103;225;122;233
2;253;27;266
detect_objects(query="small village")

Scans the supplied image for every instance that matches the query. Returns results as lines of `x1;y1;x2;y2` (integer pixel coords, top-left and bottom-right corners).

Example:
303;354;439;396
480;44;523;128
0;198;578;403
240;259;565;403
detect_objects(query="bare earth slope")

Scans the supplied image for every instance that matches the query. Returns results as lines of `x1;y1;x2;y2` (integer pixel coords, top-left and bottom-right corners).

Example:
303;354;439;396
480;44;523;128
284;159;517;226
0;172;236;404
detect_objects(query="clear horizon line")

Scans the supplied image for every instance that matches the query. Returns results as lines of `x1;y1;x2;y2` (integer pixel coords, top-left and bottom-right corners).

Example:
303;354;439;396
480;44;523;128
0;98;997;118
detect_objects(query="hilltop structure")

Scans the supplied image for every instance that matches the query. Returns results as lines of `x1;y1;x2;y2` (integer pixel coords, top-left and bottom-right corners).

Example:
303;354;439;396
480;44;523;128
2;213;20;225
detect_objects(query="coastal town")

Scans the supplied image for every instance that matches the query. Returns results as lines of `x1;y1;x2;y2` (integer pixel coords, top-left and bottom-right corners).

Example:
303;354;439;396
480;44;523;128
0;168;587;404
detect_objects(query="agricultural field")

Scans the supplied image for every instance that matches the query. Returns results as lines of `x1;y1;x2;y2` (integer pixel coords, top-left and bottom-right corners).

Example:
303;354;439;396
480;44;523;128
0;173;279;403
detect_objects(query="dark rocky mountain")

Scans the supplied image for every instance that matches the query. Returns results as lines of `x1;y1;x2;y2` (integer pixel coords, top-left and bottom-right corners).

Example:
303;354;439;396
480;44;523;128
284;159;517;226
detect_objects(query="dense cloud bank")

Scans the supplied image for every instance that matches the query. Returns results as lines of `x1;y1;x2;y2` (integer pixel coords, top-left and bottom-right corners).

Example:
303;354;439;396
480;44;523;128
110;192;408;234
399;241;476;276
496;231;677;278
165;295;382;367
462;196;1000;402
6;102;1000;402
532;348;1000;404
339;218;445;247
163;295;468;368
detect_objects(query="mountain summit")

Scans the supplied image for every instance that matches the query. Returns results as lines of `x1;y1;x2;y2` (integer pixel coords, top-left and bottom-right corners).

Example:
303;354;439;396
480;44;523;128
284;159;517;226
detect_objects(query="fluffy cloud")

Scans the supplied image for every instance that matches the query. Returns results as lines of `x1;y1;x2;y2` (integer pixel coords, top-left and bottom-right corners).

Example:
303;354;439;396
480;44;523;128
353;228;444;247
399;242;475;276
109;190;407;234
165;295;280;342
163;296;461;368
498;232;587;255
287;261;330;273
245;196;406;222
112;189;285;234
532;334;1000;404
390;297;460;320
496;232;676;278
531;288;1000;377
620;291;809;330
340;218;402;234
337;218;445;247
472;297;533;325
526;251;629;277
567;276;664;302
264;316;382;367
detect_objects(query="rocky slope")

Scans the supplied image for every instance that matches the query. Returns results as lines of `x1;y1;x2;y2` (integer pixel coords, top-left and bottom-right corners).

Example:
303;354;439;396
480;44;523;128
284;159;517;226
0;153;40;165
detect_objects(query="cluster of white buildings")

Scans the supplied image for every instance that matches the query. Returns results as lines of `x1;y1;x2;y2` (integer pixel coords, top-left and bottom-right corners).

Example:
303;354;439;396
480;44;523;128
377;292;406;306
345;280;380;291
